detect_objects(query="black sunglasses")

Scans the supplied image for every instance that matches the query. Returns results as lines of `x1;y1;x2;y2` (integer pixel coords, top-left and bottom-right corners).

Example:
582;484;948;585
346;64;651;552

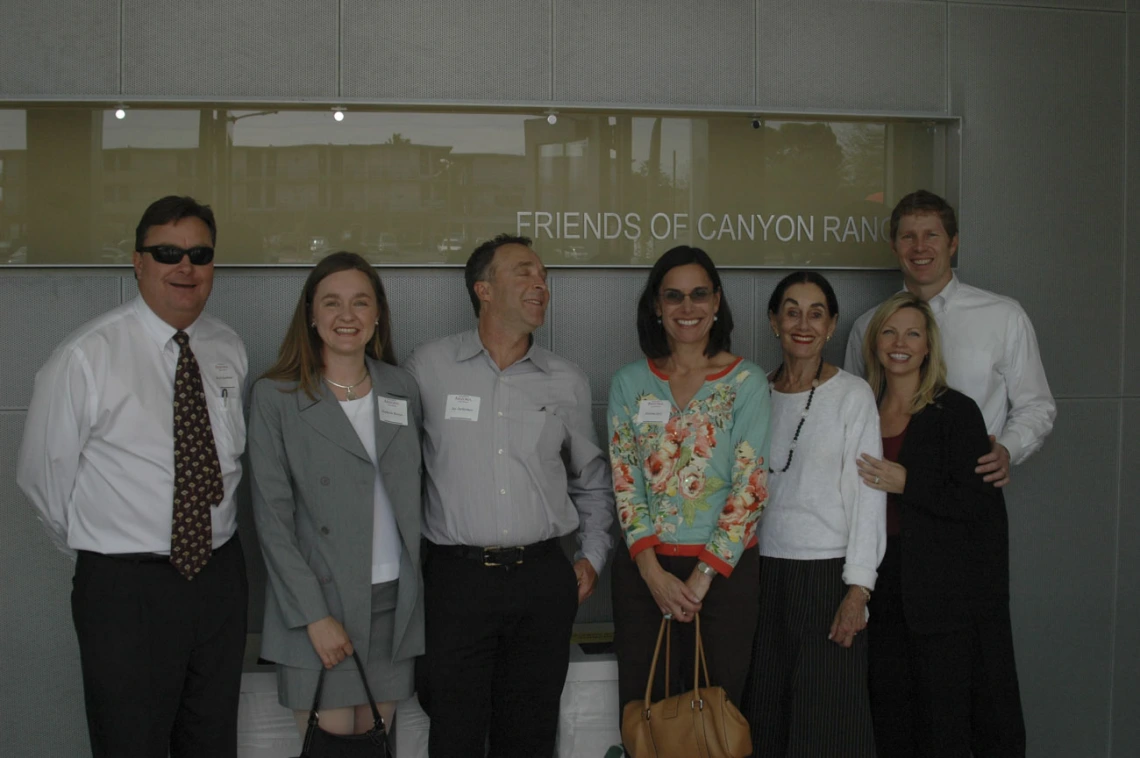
137;244;215;266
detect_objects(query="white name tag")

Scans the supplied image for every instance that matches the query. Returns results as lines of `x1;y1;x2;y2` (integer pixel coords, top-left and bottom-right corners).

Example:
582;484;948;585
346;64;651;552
637;399;671;424
214;363;238;398
445;394;481;421
377;396;408;426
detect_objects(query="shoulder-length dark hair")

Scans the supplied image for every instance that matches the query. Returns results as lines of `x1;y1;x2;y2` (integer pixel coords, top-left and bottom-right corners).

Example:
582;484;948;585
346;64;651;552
636;245;733;359
262;251;396;398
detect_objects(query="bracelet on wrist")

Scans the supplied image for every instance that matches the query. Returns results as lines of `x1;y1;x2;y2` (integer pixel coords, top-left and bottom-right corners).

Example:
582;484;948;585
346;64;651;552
696;561;718;578
853;585;871;602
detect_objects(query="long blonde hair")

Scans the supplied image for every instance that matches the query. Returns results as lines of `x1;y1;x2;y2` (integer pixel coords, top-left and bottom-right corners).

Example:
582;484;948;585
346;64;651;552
262;252;396;399
861;292;947;414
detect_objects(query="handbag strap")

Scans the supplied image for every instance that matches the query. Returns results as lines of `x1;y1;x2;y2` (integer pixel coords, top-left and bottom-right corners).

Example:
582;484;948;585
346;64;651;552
305;649;387;733
641;616;671;708
693;613;712;692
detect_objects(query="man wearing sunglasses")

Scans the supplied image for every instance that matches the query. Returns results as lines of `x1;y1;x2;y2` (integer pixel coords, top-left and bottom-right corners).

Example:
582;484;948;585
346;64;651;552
18;196;249;758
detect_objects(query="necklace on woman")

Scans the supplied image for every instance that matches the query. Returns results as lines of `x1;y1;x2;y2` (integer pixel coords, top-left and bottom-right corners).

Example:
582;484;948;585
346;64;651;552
769;358;823;474
324;368;369;401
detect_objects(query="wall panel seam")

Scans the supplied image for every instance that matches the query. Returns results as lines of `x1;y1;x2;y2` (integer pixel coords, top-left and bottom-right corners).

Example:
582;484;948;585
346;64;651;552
1107;18;1129;756
337;0;343;98
549;0;556;101
753;0;759;108
947;1;1123;15
118;0;124;95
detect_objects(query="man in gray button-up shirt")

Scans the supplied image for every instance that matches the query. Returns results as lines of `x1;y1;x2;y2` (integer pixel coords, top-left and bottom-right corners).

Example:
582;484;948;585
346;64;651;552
405;233;613;758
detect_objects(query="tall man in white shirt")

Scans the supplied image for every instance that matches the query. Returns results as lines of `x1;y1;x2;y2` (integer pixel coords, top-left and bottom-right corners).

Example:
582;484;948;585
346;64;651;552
18;196;249;758
845;190;1051;756
405;234;614;758
844;190;1055;487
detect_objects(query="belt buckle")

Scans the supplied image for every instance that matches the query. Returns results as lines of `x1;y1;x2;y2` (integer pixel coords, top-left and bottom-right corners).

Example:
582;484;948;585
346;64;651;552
482;546;524;567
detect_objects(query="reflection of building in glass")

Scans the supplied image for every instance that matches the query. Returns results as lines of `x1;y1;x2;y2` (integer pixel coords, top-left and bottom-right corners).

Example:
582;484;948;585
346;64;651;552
98;147;200;261
226;142;527;263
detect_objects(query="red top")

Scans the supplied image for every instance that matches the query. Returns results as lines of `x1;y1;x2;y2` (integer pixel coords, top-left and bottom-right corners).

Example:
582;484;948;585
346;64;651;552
882;428;908;536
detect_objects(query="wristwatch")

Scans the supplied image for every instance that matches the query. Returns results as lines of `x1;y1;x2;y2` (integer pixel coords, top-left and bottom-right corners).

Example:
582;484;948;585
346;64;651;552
696;561;718;577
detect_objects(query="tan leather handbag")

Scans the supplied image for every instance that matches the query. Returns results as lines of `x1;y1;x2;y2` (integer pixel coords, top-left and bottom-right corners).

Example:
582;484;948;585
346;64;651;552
621;613;752;758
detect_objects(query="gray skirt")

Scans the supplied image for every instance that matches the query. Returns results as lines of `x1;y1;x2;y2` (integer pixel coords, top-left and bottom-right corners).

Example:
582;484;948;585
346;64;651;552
277;580;414;710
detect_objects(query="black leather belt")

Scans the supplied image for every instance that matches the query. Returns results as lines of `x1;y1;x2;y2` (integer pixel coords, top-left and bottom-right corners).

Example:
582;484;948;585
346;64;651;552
82;537;234;564
428;537;559;567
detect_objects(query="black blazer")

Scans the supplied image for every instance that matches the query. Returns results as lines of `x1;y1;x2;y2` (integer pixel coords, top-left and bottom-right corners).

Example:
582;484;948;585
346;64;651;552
895;388;1010;634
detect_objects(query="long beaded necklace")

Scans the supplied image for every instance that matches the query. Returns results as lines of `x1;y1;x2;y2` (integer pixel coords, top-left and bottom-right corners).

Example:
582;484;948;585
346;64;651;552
768;358;823;474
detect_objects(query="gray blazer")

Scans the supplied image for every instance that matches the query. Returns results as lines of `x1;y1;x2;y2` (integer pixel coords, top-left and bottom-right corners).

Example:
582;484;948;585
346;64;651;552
249;357;424;670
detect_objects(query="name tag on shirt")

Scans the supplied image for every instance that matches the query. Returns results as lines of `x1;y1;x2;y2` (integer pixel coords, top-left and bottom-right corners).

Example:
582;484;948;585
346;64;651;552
637;399;671;424
377;396;408;426
214;363;238;398
445;394;481;421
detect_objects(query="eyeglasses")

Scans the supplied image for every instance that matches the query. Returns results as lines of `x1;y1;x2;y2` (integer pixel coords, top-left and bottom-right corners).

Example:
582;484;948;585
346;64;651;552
137;245;215;265
660;287;714;306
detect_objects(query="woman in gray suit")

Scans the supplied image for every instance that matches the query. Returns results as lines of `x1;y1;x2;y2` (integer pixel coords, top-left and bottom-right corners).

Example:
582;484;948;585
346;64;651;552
249;251;424;736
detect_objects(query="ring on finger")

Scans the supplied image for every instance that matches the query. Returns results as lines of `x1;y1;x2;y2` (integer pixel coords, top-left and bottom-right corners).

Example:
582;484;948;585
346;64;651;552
874;476;880;484
663;613;673;620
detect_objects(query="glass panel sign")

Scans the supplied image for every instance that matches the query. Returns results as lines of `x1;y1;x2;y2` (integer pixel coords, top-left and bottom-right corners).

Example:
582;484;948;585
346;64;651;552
0;107;955;267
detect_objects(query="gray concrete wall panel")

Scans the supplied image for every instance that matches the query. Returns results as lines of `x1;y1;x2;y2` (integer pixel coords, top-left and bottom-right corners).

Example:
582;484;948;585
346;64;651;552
342;0;551;101
0;412;90;757
0;1;119;96
0;275;122;410
949;4;1125;399
553;0;753;107
121;0;338;98
1112;400;1140;757
550;271;645;401
755;0;946;114
1005;398;1119;758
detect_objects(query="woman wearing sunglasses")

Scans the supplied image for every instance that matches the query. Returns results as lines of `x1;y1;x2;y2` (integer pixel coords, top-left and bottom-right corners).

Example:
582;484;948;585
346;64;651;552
247;252;424;739
607;245;771;736
739;271;885;757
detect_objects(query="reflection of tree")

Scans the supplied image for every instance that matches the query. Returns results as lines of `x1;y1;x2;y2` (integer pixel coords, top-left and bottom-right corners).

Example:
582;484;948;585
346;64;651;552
838;123;886;200
763;122;843;203
384;133;411;145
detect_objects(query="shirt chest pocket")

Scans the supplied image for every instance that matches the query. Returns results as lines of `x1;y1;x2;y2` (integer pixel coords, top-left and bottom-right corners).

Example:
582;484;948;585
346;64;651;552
205;392;244;457
518;409;567;459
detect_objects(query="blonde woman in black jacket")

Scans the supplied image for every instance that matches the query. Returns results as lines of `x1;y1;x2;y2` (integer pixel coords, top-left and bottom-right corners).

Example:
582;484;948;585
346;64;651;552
856;292;1025;758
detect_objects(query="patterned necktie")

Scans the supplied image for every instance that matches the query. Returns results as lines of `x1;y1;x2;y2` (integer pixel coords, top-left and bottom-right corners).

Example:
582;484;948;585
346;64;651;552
170;330;225;580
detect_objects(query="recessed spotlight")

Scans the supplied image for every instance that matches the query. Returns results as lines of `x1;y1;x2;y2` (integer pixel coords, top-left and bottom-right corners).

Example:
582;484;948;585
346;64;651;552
114;107;127;120
332;107;347;122
546;111;558;126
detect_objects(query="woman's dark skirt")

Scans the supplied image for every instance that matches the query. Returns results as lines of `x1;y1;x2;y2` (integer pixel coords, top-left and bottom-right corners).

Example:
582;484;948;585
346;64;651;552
741;555;876;758
612;546;760;723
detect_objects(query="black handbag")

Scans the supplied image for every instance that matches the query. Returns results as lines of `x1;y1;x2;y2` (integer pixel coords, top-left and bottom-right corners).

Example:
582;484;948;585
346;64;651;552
296;650;392;758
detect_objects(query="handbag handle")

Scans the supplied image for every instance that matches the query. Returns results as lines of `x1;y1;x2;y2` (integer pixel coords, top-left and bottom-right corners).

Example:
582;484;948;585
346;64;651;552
306;649;386;733
639;614;715;713
692;612;712;695
641;616;670;709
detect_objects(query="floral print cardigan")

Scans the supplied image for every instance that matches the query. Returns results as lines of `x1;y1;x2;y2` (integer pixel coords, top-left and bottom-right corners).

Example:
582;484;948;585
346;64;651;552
607;357;772;576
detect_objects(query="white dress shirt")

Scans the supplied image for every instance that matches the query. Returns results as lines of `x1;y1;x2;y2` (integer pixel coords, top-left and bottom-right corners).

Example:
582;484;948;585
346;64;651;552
17;297;248;556
845;274;1056;465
